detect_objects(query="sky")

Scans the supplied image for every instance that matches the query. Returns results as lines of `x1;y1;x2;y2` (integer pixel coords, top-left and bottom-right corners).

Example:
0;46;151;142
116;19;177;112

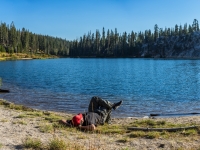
1;0;200;41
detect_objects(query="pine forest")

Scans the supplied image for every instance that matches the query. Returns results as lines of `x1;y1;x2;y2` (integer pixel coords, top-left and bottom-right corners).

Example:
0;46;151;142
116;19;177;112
0;19;199;58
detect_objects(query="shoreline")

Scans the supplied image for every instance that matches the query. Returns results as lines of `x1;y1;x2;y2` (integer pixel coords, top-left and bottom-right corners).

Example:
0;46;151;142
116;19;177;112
1;99;200;149
1;98;200;119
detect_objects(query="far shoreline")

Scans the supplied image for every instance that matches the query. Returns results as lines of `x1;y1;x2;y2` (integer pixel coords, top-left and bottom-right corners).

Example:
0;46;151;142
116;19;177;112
1;98;200;119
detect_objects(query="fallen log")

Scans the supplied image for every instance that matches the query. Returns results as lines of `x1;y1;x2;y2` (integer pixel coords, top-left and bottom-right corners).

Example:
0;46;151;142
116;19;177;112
0;89;10;93
150;113;200;117
127;126;198;132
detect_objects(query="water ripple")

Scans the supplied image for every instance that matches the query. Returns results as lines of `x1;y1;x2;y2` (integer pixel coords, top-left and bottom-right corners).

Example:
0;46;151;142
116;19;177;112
0;58;200;117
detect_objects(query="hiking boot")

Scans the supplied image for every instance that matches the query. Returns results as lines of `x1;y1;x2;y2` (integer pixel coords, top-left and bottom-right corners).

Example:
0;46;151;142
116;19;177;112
112;100;123;110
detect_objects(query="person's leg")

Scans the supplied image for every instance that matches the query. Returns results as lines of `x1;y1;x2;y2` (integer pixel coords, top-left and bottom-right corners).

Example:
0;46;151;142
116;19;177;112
104;110;112;124
88;96;123;124
88;96;112;124
88;96;100;112
88;96;113;112
98;98;123;124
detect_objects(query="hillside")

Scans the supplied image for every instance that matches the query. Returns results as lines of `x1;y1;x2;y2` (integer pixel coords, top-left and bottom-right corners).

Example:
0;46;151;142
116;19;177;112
141;31;200;58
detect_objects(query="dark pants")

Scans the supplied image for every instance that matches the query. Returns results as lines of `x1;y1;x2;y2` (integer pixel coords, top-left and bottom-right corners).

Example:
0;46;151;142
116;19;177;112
88;96;113;124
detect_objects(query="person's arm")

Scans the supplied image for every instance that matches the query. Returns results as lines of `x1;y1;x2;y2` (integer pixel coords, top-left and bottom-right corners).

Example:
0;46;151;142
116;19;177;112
59;119;72;127
78;124;96;131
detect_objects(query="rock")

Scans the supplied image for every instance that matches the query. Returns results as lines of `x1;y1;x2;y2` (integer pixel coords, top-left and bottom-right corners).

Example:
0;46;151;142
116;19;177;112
140;31;200;58
158;144;165;148
0;89;10;93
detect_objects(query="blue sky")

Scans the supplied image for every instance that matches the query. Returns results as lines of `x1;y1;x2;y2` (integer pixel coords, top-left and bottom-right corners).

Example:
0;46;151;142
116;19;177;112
1;0;200;40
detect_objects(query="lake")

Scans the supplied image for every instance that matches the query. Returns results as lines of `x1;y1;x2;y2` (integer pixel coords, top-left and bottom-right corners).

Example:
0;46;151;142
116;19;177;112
0;58;200;117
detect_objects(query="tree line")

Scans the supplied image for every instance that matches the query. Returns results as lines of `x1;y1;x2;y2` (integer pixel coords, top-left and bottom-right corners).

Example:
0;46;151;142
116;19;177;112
0;19;199;57
0;21;70;56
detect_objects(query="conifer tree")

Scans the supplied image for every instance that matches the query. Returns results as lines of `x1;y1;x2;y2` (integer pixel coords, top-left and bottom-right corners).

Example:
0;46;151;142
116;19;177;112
192;19;199;31
154;24;159;41
102;27;105;51
183;23;188;34
175;24;179;35
179;25;183;35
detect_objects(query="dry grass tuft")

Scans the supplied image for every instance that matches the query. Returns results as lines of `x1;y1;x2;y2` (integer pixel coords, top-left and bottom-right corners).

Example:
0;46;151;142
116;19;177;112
0;143;2;149
47;138;67;150
39;123;54;133
23;137;43;150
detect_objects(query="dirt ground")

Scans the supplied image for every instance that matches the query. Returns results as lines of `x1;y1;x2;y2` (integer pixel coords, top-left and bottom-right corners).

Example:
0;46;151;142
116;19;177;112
1;105;200;150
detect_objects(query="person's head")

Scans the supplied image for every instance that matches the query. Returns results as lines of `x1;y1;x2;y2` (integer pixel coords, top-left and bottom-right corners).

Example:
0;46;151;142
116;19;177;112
72;113;83;126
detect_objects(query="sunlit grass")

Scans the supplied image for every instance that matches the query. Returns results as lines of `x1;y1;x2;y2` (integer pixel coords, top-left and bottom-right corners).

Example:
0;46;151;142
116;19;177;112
0;99;34;111
22;137;85;150
0;119;8;122
23;137;43;150
97;124;127;134
129;130;166;139
13;120;27;125
39;123;54;133
129;119;195;128
0;52;57;61
1;98;200;146
181;129;198;136
44;114;63;122
16;114;28;118
27;111;43;117
0;143;2;149
47;138;67;150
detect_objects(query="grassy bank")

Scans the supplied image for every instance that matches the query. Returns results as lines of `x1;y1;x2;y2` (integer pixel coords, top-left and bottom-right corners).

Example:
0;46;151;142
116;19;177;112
0;52;57;61
1;99;200;150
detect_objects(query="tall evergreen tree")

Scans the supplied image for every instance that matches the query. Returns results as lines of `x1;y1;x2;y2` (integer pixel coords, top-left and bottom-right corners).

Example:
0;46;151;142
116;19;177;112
192;19;199;31
154;24;159;41
183;23;188;34
175;24;179;35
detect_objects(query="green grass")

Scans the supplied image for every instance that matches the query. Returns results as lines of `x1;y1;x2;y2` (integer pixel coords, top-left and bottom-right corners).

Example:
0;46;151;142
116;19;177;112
129;130;169;139
23;137;43;150
39;124;54;133
129;119;197;129
0;143;3;149
96;124;127;134
27;111;43;117
16;111;44;118
92;119;200;140
129;119;174;128
22;137;84;150
44;114;63;122
13;120;27;125
0;119;8;122
47;138;67;150
1;99;200;144
0;52;57;61
16;114;28;118
0;99;34;111
181;129;198;136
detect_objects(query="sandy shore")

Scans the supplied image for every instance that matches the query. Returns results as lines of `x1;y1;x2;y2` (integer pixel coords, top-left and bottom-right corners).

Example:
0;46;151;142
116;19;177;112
1;104;200;150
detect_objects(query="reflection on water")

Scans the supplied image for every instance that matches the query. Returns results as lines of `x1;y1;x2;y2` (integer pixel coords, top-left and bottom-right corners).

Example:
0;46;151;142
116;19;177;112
0;58;200;117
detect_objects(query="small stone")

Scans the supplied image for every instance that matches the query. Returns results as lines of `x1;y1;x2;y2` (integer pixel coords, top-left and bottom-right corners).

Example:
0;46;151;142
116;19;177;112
158;144;165;148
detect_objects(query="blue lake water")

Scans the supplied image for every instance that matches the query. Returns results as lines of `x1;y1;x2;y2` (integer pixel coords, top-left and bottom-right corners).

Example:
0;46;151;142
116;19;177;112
0;58;200;117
